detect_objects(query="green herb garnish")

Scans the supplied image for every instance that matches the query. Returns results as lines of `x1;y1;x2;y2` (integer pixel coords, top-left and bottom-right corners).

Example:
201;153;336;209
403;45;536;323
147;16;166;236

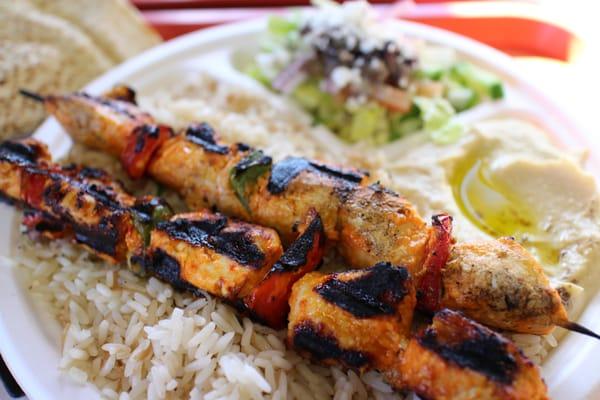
229;150;272;213
131;200;173;247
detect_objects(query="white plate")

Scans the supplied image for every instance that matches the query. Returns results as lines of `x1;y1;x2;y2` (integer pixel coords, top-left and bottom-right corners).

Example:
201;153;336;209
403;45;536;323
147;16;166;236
1;17;599;400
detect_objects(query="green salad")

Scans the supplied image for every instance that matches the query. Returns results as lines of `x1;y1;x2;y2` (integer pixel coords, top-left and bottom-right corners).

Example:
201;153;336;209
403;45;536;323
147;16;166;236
245;1;504;145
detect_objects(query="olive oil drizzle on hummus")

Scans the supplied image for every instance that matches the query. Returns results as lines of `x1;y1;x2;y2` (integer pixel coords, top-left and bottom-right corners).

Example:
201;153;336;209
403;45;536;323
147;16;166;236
450;154;561;268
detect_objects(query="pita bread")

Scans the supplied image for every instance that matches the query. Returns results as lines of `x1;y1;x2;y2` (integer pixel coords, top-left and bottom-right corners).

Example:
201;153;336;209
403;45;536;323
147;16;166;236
28;0;161;63
0;0;161;138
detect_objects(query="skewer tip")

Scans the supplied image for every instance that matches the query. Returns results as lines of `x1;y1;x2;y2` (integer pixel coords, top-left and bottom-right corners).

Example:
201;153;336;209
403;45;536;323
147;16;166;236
19;89;45;102
561;321;600;340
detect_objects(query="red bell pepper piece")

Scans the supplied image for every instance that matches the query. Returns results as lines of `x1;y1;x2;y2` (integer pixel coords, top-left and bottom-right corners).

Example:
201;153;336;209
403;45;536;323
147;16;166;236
417;213;453;313
244;209;325;329
121;124;173;179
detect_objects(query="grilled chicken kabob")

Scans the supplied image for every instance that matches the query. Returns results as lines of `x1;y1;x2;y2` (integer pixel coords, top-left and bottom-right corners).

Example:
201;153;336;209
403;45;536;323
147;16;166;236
20;88;600;340
0;138;324;329
0;139;548;399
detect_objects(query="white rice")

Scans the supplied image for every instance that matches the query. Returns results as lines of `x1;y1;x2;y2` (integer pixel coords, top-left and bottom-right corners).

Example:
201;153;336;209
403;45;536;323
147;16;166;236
15;236;399;400
10;72;554;398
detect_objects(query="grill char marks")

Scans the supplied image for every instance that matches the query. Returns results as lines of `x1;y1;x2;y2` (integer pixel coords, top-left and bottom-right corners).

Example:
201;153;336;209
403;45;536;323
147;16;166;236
22;210;68;237
156;215;266;269
185;122;230;154
103;85;138;105
315;262;410;318
76;92;141;120
144;249;204;296
418;309;519;385
267;157;366;194
0;140;46;166
233;150;272;174
23;164;131;259
292;321;370;368
72;215;121;257
133;125;160;154
272;214;325;273
40;173;122;257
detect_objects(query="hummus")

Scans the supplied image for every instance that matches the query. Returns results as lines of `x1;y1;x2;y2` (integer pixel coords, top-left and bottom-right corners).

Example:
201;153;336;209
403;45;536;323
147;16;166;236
375;118;600;318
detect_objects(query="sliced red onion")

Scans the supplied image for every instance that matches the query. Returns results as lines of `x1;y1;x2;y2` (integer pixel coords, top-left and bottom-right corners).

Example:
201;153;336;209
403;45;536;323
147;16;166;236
272;52;314;93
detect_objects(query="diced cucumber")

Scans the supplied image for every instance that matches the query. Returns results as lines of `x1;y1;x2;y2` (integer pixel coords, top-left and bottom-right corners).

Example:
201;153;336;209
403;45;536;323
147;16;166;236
315;94;346;131
413;96;464;144
446;84;479;112
413;68;444;81
347;104;386;143
267;16;299;37
450;61;504;100
390;106;423;140
390;115;423;140
292;81;322;110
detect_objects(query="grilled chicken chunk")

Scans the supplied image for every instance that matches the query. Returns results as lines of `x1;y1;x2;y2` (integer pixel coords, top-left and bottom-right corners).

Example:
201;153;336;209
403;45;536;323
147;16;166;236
0;139;149;263
440;238;568;335
40;91;154;158
338;184;430;274
399;309;548;400
149;125;369;243
288;262;416;373
0;139;51;202
147;210;283;300
147;124;249;220
22;89;171;179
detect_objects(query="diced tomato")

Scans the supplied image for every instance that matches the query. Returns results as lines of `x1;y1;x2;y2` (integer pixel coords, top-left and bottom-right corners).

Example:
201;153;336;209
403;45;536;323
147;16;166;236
417;214;454;313
121;124;172;179
371;84;412;113
244;209;325;329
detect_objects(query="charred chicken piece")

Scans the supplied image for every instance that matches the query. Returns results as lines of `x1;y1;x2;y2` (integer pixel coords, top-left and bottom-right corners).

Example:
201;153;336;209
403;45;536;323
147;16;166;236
0;139;146;263
20;89;153;159
0;139;51;204
149;128;368;244
337;184;430;274
440;238;569;335
19;88;171;179
288;262;416;373
398;309;548;400
147;210;283;300
244;208;326;329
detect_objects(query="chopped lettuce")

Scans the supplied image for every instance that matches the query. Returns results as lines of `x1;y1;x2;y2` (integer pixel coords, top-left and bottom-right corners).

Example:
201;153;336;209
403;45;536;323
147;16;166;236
413;96;464;144
413;96;454;132
429;120;465;144
244;63;271;86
